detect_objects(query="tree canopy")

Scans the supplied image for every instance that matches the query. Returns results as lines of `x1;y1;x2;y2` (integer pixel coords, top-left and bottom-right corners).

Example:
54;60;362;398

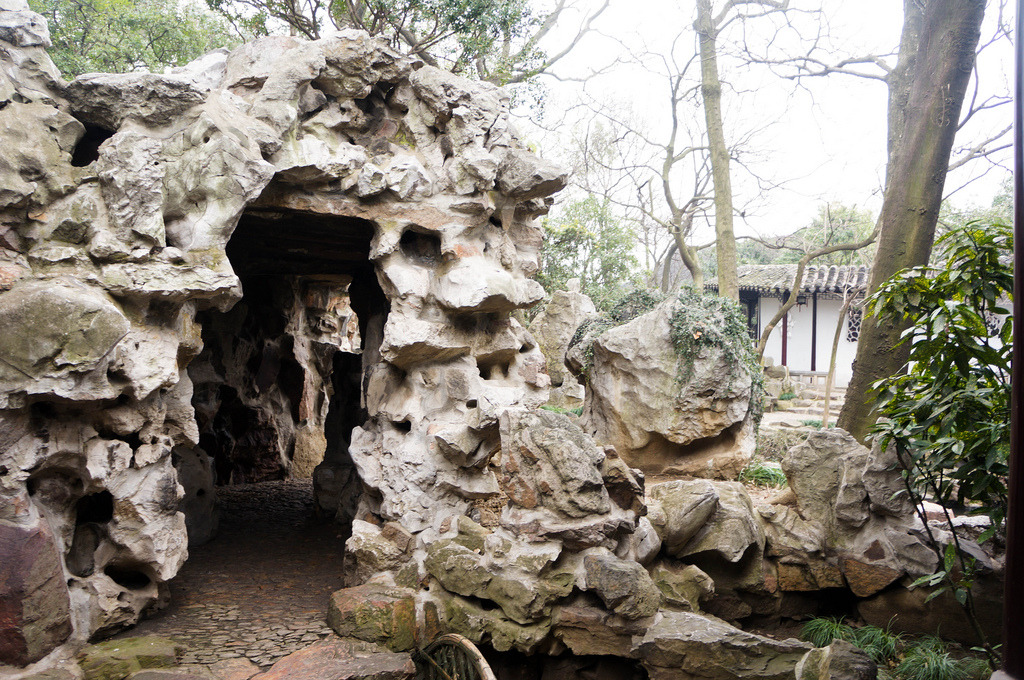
30;0;233;77
203;0;607;85
536;195;641;312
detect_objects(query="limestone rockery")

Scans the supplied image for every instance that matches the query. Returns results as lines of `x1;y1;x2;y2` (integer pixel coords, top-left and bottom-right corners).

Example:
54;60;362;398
0;0;566;663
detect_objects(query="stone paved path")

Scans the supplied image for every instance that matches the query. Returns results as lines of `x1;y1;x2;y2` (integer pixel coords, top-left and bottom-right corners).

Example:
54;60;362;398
115;480;347;669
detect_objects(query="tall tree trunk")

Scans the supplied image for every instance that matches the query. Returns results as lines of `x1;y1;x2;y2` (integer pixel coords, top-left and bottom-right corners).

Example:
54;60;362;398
695;0;739;301
823;293;855;428
838;0;985;442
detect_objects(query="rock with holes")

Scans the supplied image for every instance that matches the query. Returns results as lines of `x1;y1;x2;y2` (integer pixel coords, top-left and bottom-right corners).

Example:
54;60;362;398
528;280;599;410
568;297;757;478
0;12;569;663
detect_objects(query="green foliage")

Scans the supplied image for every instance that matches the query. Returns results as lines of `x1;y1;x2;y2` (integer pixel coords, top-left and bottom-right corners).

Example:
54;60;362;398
870;221;1010;665
206;0;548;84
853;624;902;665
895;637;970;680
538;195;642;312
738;459;786;488
668;289;764;424
608;288;664;322
870;221;1011;530
801;617;901;665
778;391;796;401
800;616;850;648
936;177;1012;245
32;0;233;77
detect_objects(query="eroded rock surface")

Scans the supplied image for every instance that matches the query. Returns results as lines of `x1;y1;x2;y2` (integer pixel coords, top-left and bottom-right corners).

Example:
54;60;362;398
0;6;565;660
528;280;598;409
567;296;757;478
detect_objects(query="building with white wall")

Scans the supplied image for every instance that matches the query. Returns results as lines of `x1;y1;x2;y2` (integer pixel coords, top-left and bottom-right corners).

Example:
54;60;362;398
714;264;870;387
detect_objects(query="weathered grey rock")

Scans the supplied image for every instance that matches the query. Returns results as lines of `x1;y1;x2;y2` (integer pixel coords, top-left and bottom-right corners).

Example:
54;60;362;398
528;281;598;409
497;408;641;550
634;611;814;680
553;600;649;658
583;552;661;620
632;516;662;566
0;17;574;663
0;9;49;47
424;519;572;625
782;429;937;596
650;562;715;612
343;520;410;586
674;482;765;564
569;298;756;477
66;73;207;130
648;480;719;556
433;592;551;654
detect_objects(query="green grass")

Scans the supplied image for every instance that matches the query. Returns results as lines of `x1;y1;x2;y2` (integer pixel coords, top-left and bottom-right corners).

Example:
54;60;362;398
801;619;986;679
895;637;970;680
778;391;796;400
738;459;787;488
801;616;852;648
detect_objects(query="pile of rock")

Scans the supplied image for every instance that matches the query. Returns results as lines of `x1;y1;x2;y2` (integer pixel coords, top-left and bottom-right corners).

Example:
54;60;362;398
0;2;563;663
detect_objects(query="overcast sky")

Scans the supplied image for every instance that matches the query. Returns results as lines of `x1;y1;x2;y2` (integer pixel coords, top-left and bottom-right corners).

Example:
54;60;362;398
523;0;1013;240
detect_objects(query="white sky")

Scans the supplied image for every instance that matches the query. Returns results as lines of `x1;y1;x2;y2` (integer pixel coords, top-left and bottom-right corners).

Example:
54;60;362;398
519;0;1014;240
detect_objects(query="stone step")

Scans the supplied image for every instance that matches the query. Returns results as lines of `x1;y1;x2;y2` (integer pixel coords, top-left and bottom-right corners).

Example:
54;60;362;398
253;639;415;680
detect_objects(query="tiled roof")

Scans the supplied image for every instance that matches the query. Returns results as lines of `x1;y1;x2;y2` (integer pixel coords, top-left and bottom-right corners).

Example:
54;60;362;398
708;264;870;294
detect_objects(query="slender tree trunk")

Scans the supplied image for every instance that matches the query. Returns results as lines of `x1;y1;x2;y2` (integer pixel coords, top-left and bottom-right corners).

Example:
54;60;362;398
838;0;985;442
823;293;855;427
695;0;738;301
679;242;704;291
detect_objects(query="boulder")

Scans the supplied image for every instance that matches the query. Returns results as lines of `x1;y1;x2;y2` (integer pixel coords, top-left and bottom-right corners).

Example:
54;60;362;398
423;519;572;625
497;408;640;550
251;639;414;680
528;282;598;409
553;600;649;658
782;430;937;595
0;520;72;666
675;482;765;564
582;552;661;620
65;73;206;130
569;298;756;477
78;637;183;680
633;611;814;680
432;592;551;654
327;584;418;652
648;480;719;556
649;562;715;612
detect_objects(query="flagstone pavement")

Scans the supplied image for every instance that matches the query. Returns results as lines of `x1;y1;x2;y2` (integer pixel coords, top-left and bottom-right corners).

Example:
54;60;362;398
113;480;347;669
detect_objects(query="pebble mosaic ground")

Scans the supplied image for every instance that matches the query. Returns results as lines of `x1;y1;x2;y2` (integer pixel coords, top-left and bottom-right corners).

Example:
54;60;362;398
114;480;345;668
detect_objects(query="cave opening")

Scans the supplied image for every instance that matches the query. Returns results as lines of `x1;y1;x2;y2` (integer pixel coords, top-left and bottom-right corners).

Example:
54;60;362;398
176;205;386;548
